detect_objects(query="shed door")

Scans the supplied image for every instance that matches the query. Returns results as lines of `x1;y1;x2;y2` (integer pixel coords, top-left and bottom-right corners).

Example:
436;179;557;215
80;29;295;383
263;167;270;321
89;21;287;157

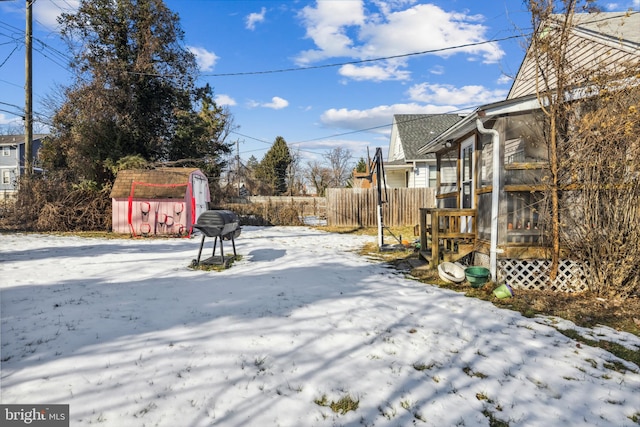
460;136;474;233
192;175;208;221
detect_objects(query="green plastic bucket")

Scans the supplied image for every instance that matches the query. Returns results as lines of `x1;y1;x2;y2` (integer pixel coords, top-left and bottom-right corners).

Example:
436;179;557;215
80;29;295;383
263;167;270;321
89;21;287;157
465;266;490;288
493;283;514;299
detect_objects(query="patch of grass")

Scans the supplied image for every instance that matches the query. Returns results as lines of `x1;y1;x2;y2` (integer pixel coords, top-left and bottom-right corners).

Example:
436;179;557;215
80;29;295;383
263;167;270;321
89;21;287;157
585;358;598;369
189;255;242;271
558;329;639;372
314;394;359;415
378;403;397;420
413;362;436;371
463;366;488;379
482;409;509;427
628;412;640;423
319;225;417;240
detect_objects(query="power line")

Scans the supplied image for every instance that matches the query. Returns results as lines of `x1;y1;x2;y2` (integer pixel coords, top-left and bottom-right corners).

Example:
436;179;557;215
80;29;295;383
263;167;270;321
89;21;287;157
231;109;475;160
206;34;527;77
0;44;18;68
120;33;529;80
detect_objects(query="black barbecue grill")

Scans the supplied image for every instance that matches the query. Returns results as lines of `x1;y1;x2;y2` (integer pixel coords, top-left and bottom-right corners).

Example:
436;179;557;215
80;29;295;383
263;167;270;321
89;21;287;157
192;210;241;267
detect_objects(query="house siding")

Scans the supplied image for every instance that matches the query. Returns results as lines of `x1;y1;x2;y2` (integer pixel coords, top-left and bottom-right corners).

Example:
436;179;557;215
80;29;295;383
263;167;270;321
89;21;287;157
386;170;406;188
408;162;429;188
509;13;640;99
0;135;46;198
0;143;18;198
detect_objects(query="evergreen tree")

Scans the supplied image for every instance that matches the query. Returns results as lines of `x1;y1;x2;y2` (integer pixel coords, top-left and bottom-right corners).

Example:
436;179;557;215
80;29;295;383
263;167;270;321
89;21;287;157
255;136;292;195
246;155;259;170
42;0;232;185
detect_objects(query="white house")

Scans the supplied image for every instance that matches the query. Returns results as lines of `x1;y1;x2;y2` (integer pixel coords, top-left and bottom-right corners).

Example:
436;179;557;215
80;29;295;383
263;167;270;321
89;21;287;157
385;114;462;188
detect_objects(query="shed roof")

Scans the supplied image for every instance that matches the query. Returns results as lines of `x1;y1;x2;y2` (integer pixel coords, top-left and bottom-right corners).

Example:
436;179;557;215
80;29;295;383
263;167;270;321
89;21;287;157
110;168;202;199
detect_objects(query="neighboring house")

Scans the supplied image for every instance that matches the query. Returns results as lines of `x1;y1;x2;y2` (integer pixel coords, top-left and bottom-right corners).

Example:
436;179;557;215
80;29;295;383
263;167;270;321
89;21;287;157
415;12;639;291
385;114;462;188
110;168;210;237
0;134;46;199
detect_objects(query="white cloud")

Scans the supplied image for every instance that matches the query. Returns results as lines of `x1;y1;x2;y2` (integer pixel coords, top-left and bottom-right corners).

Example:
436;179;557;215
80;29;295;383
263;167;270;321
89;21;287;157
248;96;289;110
407;82;507;106
429;65;445;75
295;2;505;82
246;7;266;30
497;74;513;85
187;46;219;71
359;4;503;63
0;113;21;126
338;62;411;82
296;1;366;64
215;94;236;106
34;0;79;29
320;103;457;135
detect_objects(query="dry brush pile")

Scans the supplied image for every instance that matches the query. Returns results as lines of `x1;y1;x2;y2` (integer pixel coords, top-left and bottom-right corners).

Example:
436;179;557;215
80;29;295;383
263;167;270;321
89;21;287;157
2;174;112;232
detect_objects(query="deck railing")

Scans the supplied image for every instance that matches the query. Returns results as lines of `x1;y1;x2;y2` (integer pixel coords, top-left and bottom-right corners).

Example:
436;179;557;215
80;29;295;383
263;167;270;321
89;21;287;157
418;208;477;267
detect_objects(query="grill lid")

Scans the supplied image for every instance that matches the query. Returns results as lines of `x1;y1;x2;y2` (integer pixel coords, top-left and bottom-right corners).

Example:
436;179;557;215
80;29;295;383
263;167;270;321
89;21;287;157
194;210;240;238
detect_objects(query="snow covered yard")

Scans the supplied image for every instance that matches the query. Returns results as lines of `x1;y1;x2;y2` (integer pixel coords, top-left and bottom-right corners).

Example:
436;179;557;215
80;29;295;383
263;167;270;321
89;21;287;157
1;226;639;427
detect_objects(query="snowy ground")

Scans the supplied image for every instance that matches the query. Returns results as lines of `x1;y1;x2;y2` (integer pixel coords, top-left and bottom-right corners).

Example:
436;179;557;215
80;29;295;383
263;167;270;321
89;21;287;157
1;226;639;427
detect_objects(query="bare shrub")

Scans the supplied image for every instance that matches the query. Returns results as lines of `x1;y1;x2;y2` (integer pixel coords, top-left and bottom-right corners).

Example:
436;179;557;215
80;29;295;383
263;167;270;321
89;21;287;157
559;80;640;298
224;201;304;226
8;173;112;232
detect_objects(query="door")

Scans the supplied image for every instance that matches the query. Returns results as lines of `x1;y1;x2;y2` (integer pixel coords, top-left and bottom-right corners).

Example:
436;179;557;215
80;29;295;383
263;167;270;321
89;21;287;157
191;174;209;222
460;136;474;233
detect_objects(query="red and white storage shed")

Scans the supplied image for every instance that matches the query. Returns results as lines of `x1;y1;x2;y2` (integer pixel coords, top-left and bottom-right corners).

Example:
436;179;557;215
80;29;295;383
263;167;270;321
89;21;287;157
110;168;210;237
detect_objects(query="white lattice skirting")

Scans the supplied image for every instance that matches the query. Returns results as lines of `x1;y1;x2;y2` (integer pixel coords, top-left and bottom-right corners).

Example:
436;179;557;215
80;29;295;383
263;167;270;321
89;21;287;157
497;259;589;292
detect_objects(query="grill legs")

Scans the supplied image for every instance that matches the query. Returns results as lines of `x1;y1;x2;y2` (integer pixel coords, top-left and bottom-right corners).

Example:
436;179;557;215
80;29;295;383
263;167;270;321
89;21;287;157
194;233;237;267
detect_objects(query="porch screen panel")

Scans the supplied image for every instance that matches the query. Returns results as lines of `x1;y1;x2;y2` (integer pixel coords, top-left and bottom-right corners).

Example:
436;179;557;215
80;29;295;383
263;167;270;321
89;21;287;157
439;148;457;195
480;135;493;188
477;192;492;241
504;112;548;165
505;191;546;244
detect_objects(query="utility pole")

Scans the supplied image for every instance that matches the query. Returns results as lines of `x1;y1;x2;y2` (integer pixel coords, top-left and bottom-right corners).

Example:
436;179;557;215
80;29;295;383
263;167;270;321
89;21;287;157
24;0;33;176
236;139;240;196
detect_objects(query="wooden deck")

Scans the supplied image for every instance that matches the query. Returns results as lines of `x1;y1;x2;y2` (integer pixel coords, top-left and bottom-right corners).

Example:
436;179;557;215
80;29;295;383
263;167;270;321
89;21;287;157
419;208;477;268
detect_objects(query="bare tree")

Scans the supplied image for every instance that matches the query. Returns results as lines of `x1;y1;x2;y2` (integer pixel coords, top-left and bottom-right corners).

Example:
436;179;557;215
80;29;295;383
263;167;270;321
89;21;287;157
324;147;353;187
305;160;332;197
286;148;305;195
559;75;640;298
528;0;580;280
528;1;640;297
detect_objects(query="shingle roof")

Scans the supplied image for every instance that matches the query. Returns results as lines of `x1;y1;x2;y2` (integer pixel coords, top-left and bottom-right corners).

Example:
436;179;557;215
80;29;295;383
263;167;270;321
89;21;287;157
110;168;202;199
0;134;48;145
394;114;463;160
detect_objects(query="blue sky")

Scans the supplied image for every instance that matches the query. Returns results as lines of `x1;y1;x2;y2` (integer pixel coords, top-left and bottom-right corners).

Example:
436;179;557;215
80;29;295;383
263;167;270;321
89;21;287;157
1;0;638;165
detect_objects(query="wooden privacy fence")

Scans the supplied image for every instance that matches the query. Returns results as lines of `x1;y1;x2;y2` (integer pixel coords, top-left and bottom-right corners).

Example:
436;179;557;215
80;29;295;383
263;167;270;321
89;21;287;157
326;187;436;227
245;196;326;217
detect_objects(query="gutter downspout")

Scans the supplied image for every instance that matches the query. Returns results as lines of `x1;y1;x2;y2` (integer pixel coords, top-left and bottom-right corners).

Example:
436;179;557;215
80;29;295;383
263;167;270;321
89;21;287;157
476;118;500;281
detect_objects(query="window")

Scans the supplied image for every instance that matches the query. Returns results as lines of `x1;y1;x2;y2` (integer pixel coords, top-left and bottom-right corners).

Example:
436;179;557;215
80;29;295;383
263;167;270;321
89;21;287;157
2;170;11;185
428;165;437;188
2;146;10;157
